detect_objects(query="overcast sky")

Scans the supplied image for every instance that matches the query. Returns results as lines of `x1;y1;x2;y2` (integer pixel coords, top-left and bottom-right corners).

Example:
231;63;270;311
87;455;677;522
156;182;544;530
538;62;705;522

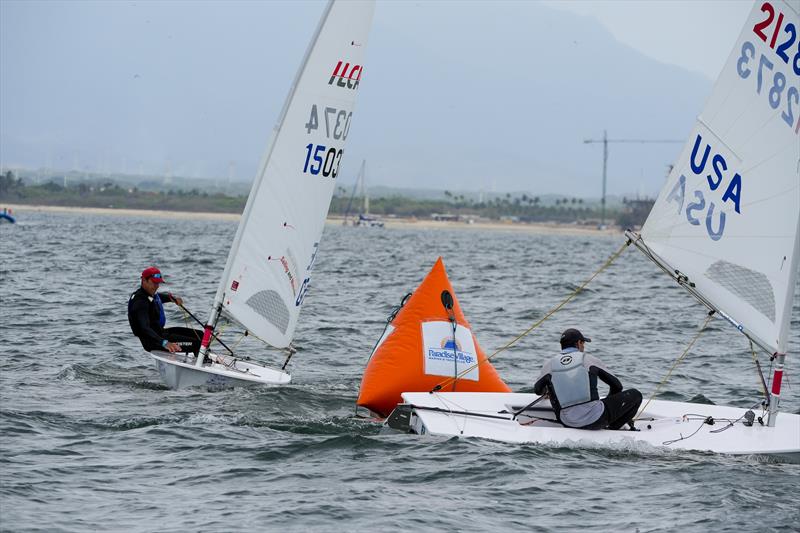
0;0;755;196
545;1;751;80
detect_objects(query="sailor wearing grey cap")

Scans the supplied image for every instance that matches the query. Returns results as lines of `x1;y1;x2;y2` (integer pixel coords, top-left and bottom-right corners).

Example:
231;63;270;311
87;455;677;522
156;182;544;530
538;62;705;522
533;328;642;430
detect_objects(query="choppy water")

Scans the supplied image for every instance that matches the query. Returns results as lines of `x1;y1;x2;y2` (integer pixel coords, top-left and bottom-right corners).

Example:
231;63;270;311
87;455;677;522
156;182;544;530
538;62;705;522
1;209;798;532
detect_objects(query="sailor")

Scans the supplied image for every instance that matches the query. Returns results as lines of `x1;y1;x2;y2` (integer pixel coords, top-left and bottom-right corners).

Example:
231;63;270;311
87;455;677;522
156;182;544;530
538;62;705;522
533;328;642;430
128;266;203;357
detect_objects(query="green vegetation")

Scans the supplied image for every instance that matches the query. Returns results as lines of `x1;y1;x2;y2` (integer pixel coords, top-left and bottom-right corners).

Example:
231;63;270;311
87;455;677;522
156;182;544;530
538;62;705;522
330;192;599;223
0;171;245;213
0;171;653;227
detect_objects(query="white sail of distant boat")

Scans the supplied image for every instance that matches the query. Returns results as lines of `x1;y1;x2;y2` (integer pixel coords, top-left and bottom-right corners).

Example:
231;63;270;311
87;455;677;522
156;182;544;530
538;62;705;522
355;160;384;227
385;0;799;457
151;0;375;389
344;159;384;227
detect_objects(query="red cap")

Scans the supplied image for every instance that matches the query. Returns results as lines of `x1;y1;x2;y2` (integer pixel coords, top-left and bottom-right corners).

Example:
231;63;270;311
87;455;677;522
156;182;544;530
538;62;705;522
141;266;166;284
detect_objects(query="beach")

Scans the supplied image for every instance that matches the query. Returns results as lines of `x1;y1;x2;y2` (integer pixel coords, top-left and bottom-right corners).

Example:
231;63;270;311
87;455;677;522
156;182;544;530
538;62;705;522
3;203;623;237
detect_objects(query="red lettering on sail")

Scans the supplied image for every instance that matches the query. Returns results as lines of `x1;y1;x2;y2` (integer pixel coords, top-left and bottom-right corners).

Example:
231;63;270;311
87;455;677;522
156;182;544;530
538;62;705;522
328;61;363;90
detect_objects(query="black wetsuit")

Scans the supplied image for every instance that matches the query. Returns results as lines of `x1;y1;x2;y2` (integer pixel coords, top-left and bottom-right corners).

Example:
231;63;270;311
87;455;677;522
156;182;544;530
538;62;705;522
127;287;202;355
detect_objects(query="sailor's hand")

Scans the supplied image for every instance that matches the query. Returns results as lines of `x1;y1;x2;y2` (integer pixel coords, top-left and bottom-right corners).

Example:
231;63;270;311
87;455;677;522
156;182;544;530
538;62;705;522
173;295;184;306
166;342;181;353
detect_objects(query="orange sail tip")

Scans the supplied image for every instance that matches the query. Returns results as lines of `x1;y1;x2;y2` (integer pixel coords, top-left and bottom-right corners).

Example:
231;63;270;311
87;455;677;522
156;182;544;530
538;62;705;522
357;258;510;417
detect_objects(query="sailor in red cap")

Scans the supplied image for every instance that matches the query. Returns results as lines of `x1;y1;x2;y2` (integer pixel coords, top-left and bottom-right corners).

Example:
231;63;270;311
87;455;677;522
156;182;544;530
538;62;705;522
127;266;203;357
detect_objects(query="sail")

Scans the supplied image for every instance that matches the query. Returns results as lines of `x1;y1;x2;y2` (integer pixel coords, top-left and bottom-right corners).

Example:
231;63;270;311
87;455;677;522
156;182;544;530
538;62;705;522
212;1;375;348
640;0;800;354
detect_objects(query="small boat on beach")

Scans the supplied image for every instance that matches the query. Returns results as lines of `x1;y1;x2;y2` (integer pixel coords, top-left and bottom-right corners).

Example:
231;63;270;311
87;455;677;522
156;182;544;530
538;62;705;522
0;207;16;223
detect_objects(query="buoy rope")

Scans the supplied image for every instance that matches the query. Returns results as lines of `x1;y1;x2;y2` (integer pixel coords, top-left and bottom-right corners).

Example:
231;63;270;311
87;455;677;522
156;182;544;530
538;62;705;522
354;293;412;415
178;303;287;365
634;311;714;421
431;240;631;393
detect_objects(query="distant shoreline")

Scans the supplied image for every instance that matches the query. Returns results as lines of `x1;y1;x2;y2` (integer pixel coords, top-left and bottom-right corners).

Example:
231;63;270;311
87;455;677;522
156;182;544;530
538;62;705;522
4;203;622;236
4;203;242;222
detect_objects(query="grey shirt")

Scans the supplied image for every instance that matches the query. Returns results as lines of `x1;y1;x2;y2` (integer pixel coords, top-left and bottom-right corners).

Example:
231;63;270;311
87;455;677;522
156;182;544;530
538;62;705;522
534;349;620;428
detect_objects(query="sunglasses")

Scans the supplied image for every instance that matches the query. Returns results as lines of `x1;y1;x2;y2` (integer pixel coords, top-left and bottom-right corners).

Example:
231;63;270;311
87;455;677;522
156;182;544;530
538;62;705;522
149;273;163;281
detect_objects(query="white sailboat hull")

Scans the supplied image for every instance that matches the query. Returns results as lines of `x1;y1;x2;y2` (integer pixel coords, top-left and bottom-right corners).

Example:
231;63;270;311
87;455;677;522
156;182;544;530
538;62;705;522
392;392;800;459
150;352;291;390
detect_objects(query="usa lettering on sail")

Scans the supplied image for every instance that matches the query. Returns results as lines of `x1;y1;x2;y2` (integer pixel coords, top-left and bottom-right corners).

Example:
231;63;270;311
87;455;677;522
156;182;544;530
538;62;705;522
665;133;743;242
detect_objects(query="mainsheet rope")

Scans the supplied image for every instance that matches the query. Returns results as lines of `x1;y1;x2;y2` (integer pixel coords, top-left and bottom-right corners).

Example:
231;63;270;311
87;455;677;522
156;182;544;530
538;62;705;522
634;310;715;422
431;239;631;393
178;303;283;361
179;305;204;341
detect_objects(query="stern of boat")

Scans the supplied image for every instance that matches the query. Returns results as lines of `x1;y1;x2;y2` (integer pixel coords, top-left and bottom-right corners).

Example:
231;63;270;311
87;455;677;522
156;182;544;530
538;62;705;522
385;404;424;434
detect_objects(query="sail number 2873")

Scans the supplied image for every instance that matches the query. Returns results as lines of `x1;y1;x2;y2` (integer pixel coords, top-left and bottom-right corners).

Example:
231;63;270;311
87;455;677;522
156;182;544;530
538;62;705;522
303;144;343;178
741;2;800;134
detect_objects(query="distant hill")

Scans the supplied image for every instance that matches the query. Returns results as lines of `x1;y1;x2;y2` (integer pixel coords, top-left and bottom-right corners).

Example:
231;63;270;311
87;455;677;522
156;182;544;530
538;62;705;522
1;1;706;199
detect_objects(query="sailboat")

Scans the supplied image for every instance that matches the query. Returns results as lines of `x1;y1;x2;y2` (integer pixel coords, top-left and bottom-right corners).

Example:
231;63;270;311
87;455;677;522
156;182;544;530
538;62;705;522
151;0;375;389
344;160;384;227
385;1;800;458
0;207;15;224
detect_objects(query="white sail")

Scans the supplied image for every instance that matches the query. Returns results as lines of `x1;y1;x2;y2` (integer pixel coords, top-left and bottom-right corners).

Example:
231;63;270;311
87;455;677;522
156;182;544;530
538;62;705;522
640;0;800;354
212;1;375;348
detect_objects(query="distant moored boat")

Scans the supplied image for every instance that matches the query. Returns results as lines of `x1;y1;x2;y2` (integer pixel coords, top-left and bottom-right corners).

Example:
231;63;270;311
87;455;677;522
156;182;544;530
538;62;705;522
0;208;16;223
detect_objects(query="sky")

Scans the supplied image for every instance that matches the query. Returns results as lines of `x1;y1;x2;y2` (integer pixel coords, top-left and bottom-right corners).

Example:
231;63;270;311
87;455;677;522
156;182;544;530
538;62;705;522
0;0;755;197
544;1;752;80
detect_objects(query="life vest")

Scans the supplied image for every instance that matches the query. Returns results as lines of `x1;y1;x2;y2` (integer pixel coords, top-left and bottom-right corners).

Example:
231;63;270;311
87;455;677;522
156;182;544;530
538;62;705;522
154;293;166;327
127;289;166;332
548;351;592;408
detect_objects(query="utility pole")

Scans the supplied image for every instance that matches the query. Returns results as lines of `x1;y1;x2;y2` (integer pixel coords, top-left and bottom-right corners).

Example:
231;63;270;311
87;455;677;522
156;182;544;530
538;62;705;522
584;131;682;228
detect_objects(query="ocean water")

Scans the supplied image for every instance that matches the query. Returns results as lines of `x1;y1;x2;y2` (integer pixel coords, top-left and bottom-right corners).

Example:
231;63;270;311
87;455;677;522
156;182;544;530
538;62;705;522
1;209;798;532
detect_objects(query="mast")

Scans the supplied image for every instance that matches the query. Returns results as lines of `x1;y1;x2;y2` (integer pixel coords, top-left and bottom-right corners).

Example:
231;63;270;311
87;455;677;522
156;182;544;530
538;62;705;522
360;160;368;215
198;1;337;364
768;209;800;426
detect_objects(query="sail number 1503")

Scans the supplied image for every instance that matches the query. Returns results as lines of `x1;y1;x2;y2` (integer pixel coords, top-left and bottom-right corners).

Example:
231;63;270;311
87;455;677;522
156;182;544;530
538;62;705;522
302;144;343;178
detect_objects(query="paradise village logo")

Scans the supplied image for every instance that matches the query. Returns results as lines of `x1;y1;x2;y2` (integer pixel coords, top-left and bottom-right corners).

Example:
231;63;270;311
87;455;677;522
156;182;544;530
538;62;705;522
427;337;476;366
422;321;480;381
328;61;362;90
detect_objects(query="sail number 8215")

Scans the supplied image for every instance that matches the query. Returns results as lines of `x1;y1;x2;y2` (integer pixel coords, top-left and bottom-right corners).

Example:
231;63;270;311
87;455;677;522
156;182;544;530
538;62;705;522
303;144;343;178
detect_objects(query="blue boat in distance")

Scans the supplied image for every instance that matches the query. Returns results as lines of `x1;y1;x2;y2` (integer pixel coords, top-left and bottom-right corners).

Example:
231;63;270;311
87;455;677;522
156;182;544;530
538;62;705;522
0;208;16;223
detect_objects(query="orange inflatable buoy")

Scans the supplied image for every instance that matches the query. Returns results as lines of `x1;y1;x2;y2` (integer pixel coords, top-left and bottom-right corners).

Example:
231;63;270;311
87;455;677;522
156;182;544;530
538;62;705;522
357;257;510;417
